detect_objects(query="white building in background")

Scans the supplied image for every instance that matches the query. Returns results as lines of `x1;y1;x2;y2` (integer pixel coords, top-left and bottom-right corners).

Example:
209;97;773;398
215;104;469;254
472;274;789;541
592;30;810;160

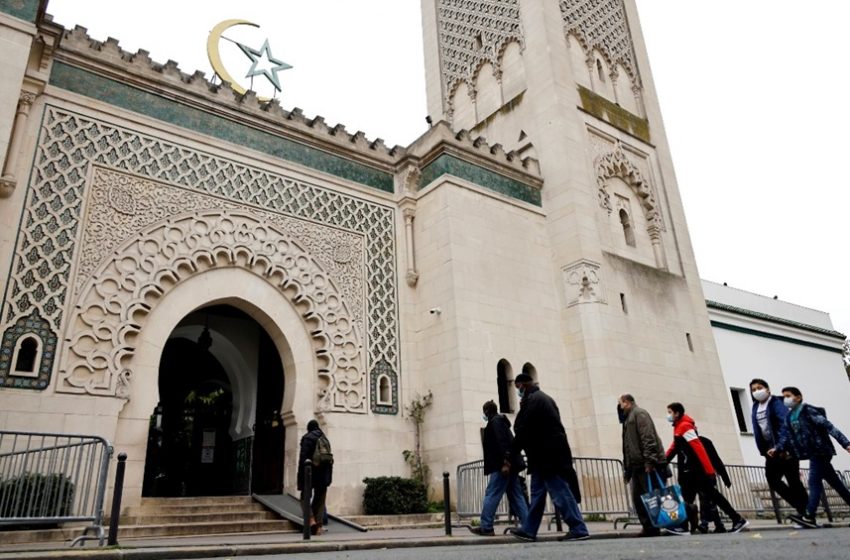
704;281;850;471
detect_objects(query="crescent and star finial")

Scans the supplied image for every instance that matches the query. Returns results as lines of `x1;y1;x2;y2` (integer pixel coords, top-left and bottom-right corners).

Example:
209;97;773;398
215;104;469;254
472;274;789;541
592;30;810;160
207;19;292;99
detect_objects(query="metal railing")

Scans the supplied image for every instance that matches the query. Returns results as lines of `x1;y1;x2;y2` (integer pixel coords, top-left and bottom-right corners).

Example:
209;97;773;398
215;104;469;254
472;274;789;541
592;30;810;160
457;457;850;526
0;430;112;545
457;457;632;521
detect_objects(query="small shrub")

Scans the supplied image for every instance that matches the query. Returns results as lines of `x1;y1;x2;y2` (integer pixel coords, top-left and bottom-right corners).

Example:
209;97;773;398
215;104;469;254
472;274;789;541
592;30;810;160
362;476;428;515
0;472;75;519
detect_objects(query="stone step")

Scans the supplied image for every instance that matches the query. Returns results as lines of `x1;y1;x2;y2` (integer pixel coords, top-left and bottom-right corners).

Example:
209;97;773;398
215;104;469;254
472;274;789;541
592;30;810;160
139;496;255;507
0;526;83;546
115;510;279;525
124;503;268;516
114;519;297;539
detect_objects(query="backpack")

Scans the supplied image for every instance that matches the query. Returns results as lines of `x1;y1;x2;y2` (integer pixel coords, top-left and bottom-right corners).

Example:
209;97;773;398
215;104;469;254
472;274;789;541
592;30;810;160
311;434;334;467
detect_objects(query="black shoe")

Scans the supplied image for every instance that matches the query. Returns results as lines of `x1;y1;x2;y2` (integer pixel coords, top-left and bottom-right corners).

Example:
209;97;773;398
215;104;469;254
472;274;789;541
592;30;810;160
557;531;590;541
788;513;818;529
713;525;727;534
729;518;749;533
696;523;709;534
467;526;495;536
638;528;661;538
508;527;536;542
663;526;690;536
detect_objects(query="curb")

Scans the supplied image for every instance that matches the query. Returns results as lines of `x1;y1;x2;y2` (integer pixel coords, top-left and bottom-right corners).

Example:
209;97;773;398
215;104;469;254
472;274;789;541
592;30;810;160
5;522;849;560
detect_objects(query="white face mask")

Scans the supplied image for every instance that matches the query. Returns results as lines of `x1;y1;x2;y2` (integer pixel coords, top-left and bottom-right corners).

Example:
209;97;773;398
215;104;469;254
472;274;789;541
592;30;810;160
666;414;674;424
752;389;769;402
783;396;797;408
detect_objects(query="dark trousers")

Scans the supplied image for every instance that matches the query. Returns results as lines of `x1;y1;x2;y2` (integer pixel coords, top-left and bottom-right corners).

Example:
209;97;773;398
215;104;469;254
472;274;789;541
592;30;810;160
807;455;850;516
630;469;657;532
765;456;808;515
698;488;723;529
681;474;741;527
311;486;328;524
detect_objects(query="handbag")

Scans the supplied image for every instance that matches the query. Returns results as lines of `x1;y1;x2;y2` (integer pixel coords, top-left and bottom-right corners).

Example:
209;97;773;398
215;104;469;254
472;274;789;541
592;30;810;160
640;471;688;529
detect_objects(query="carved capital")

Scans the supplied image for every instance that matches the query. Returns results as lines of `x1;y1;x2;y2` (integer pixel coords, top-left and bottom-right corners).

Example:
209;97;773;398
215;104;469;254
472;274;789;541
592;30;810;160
405;270;420;287
19;91;37;108
562;259;605;307
400;164;421;194
402;207;416;223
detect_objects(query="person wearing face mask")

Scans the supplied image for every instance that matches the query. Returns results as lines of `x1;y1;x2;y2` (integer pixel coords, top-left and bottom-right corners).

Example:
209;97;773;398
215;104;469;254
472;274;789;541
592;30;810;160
618;394;667;537
769;386;850;528
749;378;808;518
468;400;529;536
665;403;749;534
507;373;589;542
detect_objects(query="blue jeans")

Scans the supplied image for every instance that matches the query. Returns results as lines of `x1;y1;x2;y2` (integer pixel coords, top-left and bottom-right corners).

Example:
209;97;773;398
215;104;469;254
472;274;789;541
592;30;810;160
523;472;588;537
806;455;850;516
480;472;529;531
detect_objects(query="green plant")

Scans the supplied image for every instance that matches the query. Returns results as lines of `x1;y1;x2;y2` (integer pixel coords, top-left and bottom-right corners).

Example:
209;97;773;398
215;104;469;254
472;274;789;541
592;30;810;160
362;476;428;515
0;472;75;519
402;391;433;488
426;500;445;513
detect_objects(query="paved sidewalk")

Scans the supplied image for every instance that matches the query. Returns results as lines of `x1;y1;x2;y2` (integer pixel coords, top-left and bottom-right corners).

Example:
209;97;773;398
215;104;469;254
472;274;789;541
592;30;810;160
2;519;847;560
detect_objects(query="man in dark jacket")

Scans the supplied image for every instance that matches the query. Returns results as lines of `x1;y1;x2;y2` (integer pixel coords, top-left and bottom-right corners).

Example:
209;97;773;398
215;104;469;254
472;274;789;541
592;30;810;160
297;419;333;535
770;386;850;528
469;400;529;536
749;378;808;517
618;394;666;537
508;374;589;542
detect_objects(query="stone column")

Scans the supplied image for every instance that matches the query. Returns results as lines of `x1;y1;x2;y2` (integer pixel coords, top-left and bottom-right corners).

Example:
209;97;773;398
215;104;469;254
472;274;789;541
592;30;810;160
0;91;36;198
402;207;419;287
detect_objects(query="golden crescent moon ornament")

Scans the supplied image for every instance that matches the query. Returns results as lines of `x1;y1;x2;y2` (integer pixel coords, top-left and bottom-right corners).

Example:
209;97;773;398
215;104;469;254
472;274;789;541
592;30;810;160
207;19;260;96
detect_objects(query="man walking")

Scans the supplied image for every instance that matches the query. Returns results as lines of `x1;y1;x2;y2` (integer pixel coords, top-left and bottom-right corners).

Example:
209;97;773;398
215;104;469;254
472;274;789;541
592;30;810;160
508;373;589;542
749;378;808;517
618;394;667;537
297;419;333;535
468;400;529;535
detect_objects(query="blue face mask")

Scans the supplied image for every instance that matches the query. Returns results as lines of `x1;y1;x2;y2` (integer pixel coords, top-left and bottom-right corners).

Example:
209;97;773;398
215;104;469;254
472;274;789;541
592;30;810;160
482;414;489;422
517;387;525;399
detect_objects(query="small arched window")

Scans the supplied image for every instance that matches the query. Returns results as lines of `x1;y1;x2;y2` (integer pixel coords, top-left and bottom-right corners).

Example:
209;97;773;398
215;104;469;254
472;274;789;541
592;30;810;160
496;359;513;413
596;59;606;82
619;209;636;247
521;362;537;381
12;335;41;377
377;375;392;406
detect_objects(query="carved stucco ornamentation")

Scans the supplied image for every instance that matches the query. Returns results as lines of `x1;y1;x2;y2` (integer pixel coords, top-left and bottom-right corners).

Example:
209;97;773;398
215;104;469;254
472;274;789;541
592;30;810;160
595;143;660;230
560;0;641;88
436;0;524;101
2;108;398;411
562;259;605;307
60;206;366;412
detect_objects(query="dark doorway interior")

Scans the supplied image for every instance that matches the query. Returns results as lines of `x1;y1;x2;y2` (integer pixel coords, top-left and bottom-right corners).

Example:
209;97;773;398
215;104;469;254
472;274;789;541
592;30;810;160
142;305;284;497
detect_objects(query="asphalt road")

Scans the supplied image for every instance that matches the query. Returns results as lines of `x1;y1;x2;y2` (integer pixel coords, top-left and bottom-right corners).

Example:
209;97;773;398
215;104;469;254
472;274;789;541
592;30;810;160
192;528;850;560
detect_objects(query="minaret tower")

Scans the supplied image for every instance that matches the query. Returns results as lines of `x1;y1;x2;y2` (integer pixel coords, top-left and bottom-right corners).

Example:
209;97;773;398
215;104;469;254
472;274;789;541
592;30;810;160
420;0;742;461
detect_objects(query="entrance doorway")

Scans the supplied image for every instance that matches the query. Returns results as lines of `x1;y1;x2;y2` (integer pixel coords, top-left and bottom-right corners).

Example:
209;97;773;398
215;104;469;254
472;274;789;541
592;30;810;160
142;305;285;497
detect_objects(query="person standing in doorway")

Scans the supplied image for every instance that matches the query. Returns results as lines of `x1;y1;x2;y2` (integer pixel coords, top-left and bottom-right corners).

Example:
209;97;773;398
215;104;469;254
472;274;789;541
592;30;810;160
508;373;589;542
618;394;667;537
769;387;850;528
297;419;333;535
468;400;529;535
750;378;808;517
666;403;749;534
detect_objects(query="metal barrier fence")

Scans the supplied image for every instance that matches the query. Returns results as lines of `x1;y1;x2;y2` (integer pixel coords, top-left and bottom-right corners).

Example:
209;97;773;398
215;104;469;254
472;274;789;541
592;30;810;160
457;457;632;521
457;458;850;526
0;430;112;544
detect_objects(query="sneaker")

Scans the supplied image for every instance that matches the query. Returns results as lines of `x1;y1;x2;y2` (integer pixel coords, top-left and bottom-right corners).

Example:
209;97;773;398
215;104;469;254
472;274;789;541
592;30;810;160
663;526;691;536
507;527;536;542
467;526;495;536
729;518;749;533
557;531;590;541
713;525;727;534
788;513;818;529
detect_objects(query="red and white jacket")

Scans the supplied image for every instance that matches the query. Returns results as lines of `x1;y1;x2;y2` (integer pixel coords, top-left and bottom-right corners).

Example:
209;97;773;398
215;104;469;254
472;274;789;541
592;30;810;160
666;414;715;476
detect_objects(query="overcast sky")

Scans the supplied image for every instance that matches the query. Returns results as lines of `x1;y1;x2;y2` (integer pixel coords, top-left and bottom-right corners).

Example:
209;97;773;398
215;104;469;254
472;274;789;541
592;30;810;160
45;1;850;339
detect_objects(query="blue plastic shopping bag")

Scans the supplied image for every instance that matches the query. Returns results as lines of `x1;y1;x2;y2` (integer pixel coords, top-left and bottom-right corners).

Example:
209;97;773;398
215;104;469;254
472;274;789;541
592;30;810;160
640;471;687;529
